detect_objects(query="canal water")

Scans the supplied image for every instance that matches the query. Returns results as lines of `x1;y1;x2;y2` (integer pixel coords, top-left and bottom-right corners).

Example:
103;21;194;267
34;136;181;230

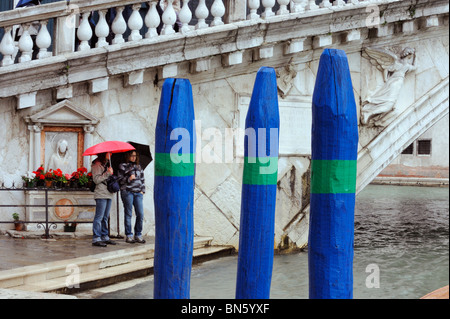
97;185;449;299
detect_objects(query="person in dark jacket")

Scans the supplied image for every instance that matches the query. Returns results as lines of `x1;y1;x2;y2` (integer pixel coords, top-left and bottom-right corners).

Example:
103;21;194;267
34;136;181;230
118;150;146;243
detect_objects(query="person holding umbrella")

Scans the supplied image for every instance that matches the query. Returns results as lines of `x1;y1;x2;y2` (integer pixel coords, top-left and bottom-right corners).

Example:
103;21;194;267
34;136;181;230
91;152;117;247
118;150;146;244
83;140;136;246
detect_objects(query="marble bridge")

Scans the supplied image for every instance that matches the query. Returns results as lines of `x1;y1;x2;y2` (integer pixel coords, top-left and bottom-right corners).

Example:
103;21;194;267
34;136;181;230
0;0;448;250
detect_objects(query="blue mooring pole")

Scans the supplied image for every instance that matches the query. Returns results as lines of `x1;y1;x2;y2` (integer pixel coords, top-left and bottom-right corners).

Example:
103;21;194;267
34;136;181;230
236;67;280;299
153;78;196;299
308;49;359;299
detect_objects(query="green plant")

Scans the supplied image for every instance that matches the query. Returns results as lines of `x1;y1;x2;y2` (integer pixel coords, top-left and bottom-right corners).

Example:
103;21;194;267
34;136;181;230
21;171;36;185
408;5;416;18
70;167;92;187
12;213;20;221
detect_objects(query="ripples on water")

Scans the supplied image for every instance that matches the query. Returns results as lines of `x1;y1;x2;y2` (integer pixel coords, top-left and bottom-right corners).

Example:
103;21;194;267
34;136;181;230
99;185;449;299
352;185;449;299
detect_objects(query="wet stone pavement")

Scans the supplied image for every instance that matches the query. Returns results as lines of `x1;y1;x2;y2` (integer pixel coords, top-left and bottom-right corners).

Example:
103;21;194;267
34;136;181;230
0;232;154;272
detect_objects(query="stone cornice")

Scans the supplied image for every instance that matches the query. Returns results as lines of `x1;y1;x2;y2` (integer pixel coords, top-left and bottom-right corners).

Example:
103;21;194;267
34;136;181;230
0;0;146;28
0;0;448;101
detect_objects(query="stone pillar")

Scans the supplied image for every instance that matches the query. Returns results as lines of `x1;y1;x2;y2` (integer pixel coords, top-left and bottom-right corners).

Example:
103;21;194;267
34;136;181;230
83;125;95;170
54;16;76;55
225;0;247;23
28;124;43;171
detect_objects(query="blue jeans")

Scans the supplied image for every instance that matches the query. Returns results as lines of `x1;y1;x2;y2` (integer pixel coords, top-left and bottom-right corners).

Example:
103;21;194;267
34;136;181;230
121;190;144;238
92;199;112;243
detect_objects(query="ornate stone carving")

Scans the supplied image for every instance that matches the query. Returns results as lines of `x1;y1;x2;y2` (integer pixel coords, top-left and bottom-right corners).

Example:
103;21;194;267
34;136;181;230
47;138;74;173
276;62;297;99
24;100;99;172
361;46;416;127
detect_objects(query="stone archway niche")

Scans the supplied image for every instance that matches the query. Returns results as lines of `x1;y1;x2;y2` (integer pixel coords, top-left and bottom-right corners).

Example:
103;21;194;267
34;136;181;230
23;100;99;231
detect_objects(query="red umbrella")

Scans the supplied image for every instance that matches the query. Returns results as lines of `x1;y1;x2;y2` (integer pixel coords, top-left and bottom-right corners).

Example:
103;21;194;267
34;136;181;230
82;141;135;156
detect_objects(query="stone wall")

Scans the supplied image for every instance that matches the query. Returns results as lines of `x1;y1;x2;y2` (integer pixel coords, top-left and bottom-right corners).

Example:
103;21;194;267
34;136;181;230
0;1;448;250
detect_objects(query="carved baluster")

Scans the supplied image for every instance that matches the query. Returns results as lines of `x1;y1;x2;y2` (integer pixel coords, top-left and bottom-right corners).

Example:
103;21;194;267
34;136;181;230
77;12;92;51
305;0;319;10
18;24;33;62
36;21;52;59
333;0;346;6
112;7;127;44
179;0;192;33
261;0;275;18
162;0;177;35
291;0;306;12
195;0;209;29
95;9;109;47
0;27;16;66
145;2;161;38
277;0;290;15
247;0;260;19
211;0;225;26
128;4;143;41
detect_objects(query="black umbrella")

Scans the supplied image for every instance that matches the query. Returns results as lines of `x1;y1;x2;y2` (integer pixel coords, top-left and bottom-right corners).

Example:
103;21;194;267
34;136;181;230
128;141;152;170
111;141;153;174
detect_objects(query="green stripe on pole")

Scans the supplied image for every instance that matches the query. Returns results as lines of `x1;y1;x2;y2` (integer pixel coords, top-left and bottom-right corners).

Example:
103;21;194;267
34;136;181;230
155;153;195;177
243;157;278;185
311;160;357;194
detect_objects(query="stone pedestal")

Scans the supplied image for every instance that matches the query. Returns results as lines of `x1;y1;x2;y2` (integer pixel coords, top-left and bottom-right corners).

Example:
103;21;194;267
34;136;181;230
25;190;95;232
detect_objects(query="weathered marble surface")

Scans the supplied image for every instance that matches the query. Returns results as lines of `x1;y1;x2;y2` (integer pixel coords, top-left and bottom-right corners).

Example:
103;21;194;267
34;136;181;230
0;1;448;250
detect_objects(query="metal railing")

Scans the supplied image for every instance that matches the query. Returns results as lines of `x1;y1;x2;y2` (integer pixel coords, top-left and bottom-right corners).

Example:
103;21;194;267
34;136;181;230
0;184;96;239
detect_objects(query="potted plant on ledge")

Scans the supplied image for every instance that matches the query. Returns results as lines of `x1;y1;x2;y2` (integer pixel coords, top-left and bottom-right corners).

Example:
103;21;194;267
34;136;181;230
44;169;56;188
21;171;37;188
53;168;67;188
12;213;25;231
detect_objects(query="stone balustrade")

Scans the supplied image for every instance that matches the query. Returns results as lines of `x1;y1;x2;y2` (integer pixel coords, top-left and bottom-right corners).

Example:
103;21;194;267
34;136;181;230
0;0;397;68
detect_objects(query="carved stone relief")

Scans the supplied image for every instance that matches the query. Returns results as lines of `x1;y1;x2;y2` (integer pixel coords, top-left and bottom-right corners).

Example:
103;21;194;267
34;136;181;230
276;62;298;99
24;99;99;172
361;46;416;127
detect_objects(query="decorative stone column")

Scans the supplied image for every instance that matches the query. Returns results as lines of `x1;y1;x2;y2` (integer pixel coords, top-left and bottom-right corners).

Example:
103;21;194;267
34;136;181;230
28;124;43;171
83;125;95;170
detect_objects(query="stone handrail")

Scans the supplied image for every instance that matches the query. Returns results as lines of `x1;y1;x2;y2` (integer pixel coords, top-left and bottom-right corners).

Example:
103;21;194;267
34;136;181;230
0;0;394;67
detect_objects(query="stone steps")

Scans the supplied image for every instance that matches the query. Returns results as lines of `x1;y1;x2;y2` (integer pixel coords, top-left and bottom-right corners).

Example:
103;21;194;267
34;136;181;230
0;236;234;294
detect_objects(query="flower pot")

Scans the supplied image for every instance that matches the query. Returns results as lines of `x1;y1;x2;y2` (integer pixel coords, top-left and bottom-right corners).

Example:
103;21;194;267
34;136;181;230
55;181;65;188
64;225;77;232
14;222;25;231
26;181;36;188
45;180;53;188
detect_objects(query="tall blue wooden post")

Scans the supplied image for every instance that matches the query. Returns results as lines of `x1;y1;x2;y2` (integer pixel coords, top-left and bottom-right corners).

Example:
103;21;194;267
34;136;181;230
236;67;280;299
154;78;196;299
308;49;359;299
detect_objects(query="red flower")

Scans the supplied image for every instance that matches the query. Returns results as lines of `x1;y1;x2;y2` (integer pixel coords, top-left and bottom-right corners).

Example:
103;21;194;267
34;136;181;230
77;167;88;174
71;172;80;179
39;175;45;180
54;169;63;178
